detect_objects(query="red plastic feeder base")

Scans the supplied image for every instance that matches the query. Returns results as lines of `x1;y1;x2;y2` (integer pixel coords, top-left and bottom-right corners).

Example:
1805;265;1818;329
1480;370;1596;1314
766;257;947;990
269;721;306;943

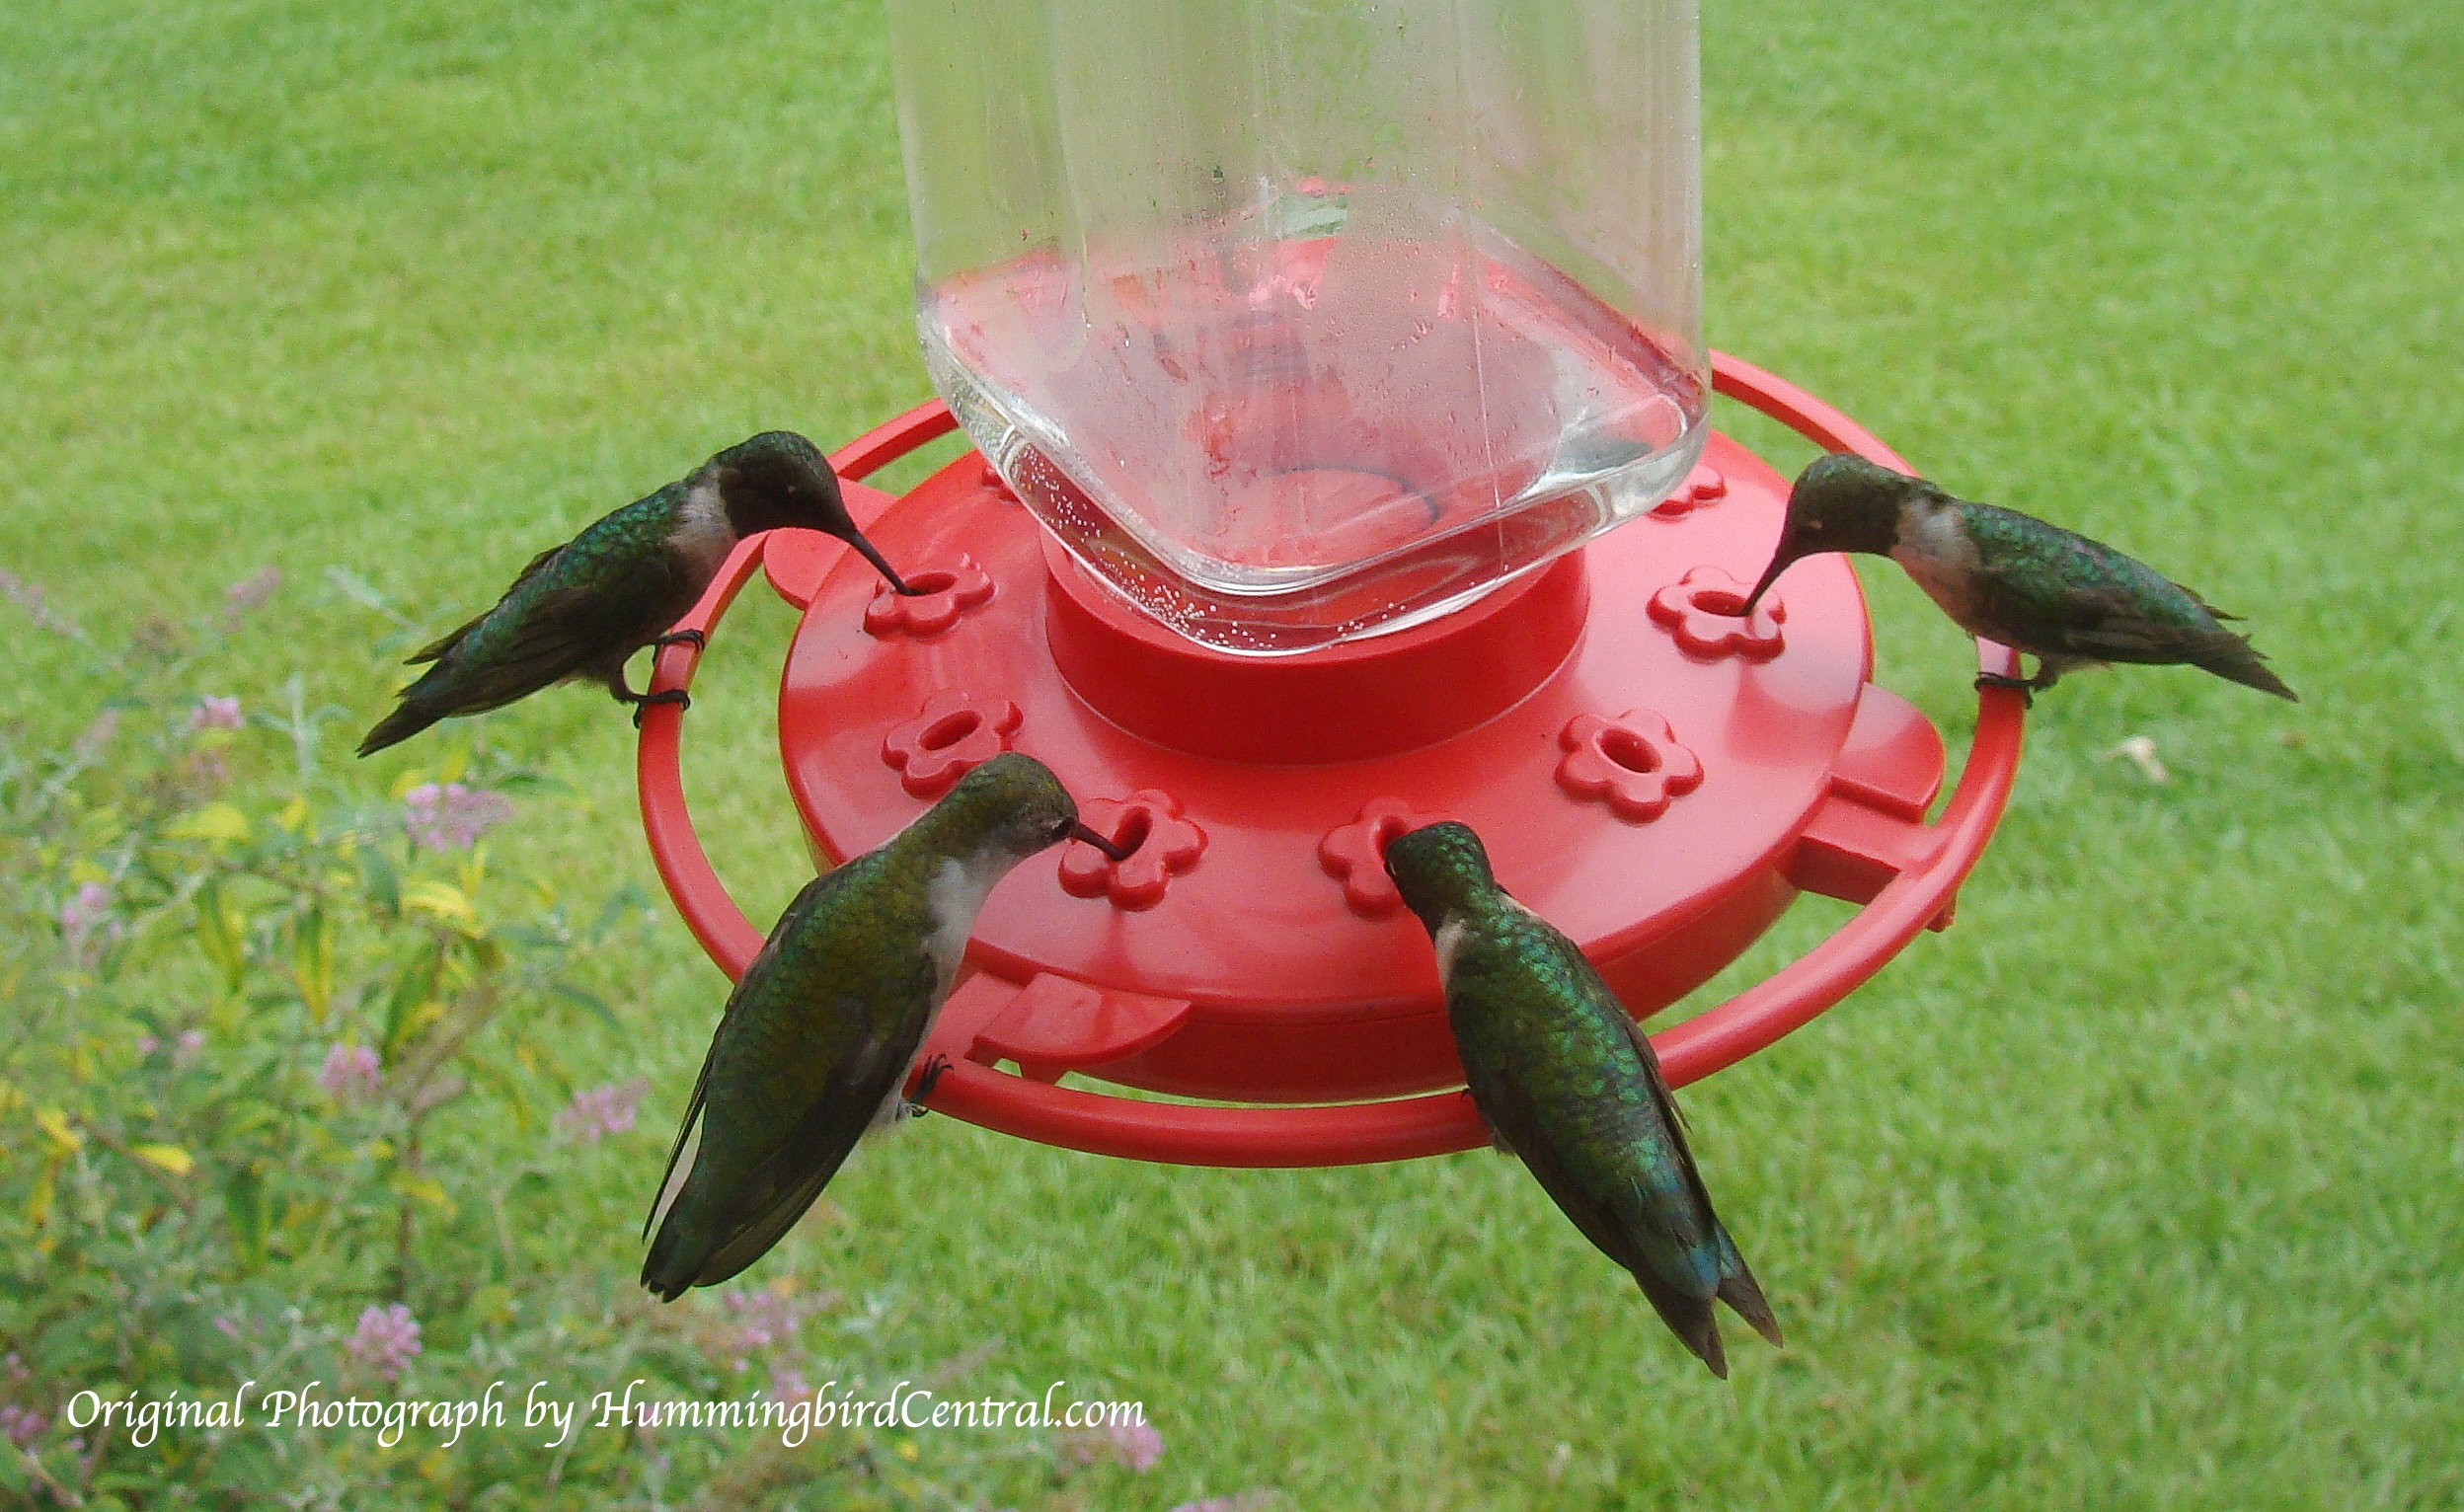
637;352;2027;1167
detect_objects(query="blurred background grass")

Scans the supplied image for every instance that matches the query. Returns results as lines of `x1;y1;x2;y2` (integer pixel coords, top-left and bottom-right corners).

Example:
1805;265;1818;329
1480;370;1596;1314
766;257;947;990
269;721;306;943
2;0;2459;1505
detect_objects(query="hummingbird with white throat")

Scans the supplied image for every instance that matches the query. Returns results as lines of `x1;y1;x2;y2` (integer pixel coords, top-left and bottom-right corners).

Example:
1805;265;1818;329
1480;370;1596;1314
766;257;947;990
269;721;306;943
1740;453;2296;704
640;753;1127;1300
1385;820;1782;1378
358;430;916;756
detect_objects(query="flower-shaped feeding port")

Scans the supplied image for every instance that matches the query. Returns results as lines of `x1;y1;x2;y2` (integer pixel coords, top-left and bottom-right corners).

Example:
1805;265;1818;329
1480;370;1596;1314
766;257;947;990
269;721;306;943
1318;798;1451;919
881;690;1023;798
1650;462;1729;521
1648;566;1786;660
1060;791;1206;911
864;556;996;640
1556;710;1704;823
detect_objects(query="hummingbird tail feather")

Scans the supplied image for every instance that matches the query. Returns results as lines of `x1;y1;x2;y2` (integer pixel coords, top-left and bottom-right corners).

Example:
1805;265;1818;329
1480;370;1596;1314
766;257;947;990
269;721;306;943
356;701;445;758
2201;640;2298;701
640;1228;697;1303
1712;1226;1784;1347
1717;1263;1785;1348
1632;1270;1729;1379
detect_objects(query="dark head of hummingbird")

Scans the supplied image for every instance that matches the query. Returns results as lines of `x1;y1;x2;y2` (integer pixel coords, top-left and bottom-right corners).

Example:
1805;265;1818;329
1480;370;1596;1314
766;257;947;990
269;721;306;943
703;431;920;595
909;753;1130;867
1737;452;1926;617
1382;820;1498;933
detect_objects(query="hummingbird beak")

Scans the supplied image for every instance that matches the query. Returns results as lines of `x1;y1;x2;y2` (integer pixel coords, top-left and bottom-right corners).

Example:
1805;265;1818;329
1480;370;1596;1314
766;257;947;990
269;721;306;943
838;527;922;596
1737;548;1793;619
1068;821;1132;863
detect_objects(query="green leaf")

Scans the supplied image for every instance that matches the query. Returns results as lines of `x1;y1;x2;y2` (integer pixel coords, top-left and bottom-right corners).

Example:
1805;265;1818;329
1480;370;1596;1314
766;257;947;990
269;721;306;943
127;1143;194;1176
192;882;246;994
390;1172;455;1214
382;944;443;1057
289;904;335;1021
165;802;253;844
358;843;401;919
552;983;621;1032
403;880;480;933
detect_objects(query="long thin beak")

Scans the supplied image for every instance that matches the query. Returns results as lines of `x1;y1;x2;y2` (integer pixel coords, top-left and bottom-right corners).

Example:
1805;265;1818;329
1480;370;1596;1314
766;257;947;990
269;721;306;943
1737;549;1793;619
1068;821;1131;863
838;526;920;596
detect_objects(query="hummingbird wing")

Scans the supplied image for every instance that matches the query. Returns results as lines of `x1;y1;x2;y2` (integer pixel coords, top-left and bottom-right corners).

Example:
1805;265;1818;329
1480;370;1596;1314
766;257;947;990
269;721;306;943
405;545;564;664
684;1006;925;1286
1455;923;1777;1374
396;542;683;719
642;859;941;1297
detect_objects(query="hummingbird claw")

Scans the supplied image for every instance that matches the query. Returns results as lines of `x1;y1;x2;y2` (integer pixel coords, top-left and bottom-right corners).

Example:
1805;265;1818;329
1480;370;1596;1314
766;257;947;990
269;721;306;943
913;1054;954;1103
1973;672;2035;709
652;630;707;651
632;689;692;726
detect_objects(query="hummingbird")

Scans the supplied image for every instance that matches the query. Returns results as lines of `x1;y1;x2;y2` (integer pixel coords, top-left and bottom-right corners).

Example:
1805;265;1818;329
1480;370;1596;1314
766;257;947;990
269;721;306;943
1739;453;2297;704
356;430;916;757
1385;821;1781;1378
640;753;1128;1301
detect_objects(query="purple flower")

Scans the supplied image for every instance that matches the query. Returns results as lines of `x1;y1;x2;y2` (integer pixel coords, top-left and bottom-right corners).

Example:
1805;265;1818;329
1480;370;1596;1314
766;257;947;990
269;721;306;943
222;567;281;626
213;1315;244;1340
768;1368;810;1404
402;783;515;851
190;696;244;731
721;1286;824;1362
1110;1420;1165;1473
555;1079;648;1144
1169;1496;1274;1512
317;1042;382;1103
347;1303;422;1381
0;1403;43;1447
1063;1418;1164;1474
138;1028;206;1066
60;881;115;965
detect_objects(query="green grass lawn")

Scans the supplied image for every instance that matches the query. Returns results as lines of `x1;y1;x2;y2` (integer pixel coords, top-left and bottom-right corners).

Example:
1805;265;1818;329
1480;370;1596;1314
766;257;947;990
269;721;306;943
5;0;2461;1506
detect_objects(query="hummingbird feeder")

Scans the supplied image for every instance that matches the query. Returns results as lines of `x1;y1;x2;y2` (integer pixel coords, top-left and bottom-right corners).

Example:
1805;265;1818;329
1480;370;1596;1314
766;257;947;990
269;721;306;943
635;0;2027;1166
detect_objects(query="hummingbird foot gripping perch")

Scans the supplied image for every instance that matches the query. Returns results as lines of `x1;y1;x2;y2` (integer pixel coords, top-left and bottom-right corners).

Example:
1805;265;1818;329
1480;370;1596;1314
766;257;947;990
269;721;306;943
629;688;690;727
1973;671;2039;706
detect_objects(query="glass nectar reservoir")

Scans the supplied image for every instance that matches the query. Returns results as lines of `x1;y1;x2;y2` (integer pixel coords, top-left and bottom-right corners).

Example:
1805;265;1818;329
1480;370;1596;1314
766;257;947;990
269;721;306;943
887;0;1705;654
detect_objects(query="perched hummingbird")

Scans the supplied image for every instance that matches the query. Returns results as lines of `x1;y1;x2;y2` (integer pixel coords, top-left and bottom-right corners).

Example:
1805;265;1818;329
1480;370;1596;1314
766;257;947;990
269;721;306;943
1739;453;2297;704
1385;821;1781;1378
640;753;1127;1301
357;430;915;757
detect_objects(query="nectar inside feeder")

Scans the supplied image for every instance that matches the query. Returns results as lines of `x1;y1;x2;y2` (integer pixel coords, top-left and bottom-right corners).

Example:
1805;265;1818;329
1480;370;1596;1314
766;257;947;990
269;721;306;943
635;0;2028;1166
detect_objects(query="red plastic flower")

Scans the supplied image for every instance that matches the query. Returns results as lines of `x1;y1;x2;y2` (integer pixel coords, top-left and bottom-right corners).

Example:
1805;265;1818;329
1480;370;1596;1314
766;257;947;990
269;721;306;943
1555;710;1703;822
1650;461;1729;520
864;556;996;640
1317;798;1451;918
1059;791;1206;911
1647;565;1786;660
880;691;1023;798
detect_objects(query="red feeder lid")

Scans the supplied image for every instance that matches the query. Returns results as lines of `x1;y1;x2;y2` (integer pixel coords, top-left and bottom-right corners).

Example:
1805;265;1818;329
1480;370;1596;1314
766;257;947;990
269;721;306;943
636;352;2027;1167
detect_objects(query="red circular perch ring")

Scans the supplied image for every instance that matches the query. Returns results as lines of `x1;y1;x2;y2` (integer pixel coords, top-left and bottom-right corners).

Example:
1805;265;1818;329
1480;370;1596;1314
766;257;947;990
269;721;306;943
635;352;2027;1167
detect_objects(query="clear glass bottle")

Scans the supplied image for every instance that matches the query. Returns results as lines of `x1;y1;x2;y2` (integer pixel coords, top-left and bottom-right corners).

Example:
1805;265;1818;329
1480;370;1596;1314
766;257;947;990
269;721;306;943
886;0;1704;654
